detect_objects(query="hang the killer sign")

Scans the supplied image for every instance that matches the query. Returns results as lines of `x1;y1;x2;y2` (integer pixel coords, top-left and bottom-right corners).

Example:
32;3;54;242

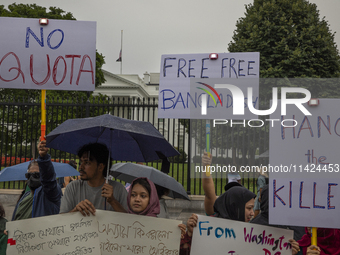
268;99;340;228
0;17;96;91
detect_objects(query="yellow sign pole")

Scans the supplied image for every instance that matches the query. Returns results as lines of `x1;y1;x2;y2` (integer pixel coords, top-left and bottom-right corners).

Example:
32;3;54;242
41;90;46;141
206;120;211;176
311;227;317;246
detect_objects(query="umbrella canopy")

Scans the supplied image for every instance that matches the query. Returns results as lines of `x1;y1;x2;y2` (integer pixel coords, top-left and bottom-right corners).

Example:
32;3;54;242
0;161;79;182
46;114;179;162
110;162;190;200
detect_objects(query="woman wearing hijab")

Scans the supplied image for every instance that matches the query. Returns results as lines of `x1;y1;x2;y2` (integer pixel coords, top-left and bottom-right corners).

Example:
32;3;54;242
127;177;160;217
213;186;256;222
298;228;340;255
180;186;256;255
128;177;187;253
182;186;300;254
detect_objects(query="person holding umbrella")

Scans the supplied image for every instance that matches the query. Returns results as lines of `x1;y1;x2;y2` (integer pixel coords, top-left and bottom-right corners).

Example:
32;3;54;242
60;143;128;216
11;139;62;220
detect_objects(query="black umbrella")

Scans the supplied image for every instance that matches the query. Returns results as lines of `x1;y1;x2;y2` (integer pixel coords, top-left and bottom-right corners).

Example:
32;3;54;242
46;114;179;163
110;162;190;200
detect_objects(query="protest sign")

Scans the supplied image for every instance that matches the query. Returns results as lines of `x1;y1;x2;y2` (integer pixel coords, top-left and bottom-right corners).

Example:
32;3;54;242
269;99;340;228
6;212;100;255
0;17;96;91
158;52;260;119
6;210;182;255
96;210;181;255
190;215;294;255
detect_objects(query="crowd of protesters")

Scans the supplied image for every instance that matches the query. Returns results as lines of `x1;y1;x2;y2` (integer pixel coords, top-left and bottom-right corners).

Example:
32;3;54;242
1;142;338;255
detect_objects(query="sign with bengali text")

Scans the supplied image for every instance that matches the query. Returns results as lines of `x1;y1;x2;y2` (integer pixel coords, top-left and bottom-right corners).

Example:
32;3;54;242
6;212;99;255
6;210;182;255
97;210;181;254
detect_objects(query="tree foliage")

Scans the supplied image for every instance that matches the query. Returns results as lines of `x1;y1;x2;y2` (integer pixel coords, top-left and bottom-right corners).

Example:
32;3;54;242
184;0;340;166
0;3;106;99
228;0;340;98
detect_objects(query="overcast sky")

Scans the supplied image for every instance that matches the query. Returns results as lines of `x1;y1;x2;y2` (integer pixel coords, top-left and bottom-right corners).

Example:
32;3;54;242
2;0;339;78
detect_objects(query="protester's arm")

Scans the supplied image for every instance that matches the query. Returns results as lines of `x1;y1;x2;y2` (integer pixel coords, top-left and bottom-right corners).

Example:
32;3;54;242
37;139;61;203
202;152;216;215
102;183;127;213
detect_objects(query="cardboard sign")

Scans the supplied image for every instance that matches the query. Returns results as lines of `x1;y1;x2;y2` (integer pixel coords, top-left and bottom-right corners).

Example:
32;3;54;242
190;215;294;255
96;210;181;254
269;99;340;228
6;213;100;255
158;52;260;119
0;17;96;91
6;210;182;255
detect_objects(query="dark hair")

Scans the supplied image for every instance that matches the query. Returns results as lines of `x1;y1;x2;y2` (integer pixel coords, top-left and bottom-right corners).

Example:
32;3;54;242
0;202;5;218
68;160;77;169
131;178;151;196
224;181;243;191
77;143;112;177
28;159;38;171
155;184;169;199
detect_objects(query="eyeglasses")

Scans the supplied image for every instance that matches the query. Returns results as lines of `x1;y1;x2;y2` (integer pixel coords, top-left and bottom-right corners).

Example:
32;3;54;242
25;172;40;179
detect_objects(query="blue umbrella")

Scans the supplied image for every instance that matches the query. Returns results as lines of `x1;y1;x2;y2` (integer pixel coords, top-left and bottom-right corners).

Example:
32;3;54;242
0;161;79;182
46;114;179;162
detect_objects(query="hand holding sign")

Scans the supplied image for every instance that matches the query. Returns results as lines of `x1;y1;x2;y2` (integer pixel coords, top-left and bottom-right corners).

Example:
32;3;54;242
71;199;96;216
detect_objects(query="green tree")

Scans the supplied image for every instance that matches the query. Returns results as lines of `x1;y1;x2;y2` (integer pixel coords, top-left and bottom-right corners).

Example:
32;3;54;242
228;0;340;98
0;3;106;98
185;0;340;167
224;0;340;167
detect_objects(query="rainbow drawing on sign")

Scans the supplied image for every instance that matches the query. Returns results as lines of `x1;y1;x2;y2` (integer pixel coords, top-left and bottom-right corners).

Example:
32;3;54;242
196;82;223;107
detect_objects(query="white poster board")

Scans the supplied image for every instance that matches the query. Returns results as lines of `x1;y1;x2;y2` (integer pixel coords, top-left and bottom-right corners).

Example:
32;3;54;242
96;210;181;254
6;210;182;255
158;52;260;119
190;215;294;255
269;99;340;228
0;17;96;91
6;213;100;255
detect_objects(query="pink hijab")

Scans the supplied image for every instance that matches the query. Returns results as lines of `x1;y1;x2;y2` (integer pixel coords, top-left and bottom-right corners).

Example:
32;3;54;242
127;177;160;217
298;227;340;255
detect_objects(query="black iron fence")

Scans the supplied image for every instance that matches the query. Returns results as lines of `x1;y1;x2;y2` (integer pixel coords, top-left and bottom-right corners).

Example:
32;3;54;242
0;95;269;194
